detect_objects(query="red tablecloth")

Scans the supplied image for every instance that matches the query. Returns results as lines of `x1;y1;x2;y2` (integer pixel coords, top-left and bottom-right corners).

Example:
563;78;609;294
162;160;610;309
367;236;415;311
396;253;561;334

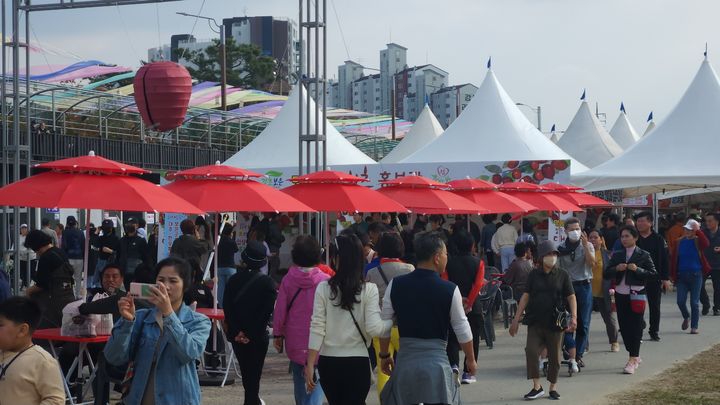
33;328;110;344
196;308;225;321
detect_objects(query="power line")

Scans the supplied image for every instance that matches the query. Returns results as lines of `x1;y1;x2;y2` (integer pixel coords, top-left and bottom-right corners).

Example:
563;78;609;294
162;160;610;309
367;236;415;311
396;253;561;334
329;0;351;61
178;0;206;62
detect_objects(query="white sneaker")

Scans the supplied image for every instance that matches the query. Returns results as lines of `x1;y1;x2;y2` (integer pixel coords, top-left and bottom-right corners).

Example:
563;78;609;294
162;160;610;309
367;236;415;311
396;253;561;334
259;400;266;405
461;372;477;384
569;359;579;373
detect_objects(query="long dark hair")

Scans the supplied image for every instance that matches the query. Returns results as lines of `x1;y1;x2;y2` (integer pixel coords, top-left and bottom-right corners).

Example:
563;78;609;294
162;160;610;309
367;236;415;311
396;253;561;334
330;233;365;310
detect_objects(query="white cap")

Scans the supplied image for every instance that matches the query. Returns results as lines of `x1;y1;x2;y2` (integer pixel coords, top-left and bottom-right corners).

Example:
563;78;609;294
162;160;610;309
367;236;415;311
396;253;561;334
684;219;700;230
20;223;28;228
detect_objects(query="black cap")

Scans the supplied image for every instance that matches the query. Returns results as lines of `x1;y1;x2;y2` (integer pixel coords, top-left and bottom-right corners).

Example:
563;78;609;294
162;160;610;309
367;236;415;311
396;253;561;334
126;217;138;224
241;240;268;270
101;219;114;229
66;215;78;226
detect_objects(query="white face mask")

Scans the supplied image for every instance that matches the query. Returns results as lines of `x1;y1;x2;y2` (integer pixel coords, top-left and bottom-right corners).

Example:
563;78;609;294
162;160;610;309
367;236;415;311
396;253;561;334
567;230;581;242
543;255;557;267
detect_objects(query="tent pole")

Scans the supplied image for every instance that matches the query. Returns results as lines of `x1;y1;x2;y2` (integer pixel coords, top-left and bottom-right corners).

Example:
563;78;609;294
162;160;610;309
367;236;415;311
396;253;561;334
213;212;219;311
652;193;659;233
82;209;91;299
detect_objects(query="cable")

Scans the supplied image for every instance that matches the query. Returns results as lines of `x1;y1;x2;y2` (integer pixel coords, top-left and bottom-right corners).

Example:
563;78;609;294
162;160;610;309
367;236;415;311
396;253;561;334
30;27;52;72
329;0;351;61
156;3;162;51
115;4;140;63
178;0;207;62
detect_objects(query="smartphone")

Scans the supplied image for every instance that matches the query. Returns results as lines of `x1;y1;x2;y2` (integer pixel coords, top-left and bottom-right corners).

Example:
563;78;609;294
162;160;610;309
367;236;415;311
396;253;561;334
129;282;157;300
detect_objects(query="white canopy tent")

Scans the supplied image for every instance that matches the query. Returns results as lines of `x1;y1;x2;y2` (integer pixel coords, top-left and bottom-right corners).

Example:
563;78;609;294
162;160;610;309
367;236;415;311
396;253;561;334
573;58;720;195
556;100;623;168
224;86;375;169
400;68;588;173
643;120;656;136
380;103;443;163
609;108;640;150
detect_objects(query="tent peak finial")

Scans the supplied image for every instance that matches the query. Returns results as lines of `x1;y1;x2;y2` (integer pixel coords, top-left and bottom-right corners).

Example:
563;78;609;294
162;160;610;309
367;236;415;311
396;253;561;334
580;89;586;101
705;42;708;61
487;57;492;70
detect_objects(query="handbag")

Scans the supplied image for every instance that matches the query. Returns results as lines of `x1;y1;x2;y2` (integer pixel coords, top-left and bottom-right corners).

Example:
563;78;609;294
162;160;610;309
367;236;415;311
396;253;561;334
630;290;647;314
553;293;571;331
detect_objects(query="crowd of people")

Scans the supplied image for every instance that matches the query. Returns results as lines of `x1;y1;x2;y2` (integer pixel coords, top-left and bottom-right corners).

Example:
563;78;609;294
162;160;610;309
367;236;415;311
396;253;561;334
0;208;719;404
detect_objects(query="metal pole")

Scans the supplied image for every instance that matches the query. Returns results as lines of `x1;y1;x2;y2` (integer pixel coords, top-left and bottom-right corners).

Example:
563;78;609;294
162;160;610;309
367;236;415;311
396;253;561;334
297;0;304;234
652;193;659;233
1;0;7;273
11;0;21;294
220;25;227;111
536;106;542;132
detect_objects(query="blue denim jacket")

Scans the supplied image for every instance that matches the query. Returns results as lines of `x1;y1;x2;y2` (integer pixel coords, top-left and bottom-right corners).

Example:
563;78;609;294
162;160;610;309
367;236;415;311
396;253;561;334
104;304;211;405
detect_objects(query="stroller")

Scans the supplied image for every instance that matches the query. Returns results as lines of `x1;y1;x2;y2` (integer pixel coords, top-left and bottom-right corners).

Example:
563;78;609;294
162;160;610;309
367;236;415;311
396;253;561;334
475;266;516;348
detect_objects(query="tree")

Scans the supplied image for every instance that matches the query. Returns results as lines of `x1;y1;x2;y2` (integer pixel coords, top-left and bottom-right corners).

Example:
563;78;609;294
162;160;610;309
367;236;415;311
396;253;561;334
177;38;277;90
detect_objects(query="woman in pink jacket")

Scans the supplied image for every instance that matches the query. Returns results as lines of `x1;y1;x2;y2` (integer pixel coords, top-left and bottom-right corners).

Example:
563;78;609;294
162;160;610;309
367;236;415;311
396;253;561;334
273;236;330;405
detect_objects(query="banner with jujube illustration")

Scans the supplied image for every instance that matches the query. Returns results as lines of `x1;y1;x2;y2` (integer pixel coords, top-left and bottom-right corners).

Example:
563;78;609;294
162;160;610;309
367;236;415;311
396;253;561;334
254;160;572;189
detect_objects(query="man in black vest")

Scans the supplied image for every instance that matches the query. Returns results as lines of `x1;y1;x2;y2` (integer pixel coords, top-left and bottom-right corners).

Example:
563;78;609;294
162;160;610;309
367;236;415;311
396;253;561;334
634;211;671;341
379;232;475;405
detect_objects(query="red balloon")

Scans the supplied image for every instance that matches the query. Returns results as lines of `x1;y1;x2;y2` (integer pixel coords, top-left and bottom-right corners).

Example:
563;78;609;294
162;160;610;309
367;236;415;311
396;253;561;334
133;62;192;132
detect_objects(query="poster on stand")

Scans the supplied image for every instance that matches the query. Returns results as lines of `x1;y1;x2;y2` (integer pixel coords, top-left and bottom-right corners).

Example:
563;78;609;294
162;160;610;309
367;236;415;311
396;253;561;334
158;213;187;261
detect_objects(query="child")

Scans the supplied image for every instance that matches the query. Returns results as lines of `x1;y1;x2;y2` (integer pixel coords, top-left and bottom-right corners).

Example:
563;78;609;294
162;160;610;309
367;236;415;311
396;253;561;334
0;296;65;405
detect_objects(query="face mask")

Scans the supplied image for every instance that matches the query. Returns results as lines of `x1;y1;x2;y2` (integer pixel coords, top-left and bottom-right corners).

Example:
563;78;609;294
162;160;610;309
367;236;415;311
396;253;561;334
543;256;557;267
567;230;581;242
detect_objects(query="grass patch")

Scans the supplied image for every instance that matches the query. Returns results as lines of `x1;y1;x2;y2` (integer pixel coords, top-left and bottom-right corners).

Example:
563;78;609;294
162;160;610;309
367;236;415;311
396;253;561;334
607;344;720;405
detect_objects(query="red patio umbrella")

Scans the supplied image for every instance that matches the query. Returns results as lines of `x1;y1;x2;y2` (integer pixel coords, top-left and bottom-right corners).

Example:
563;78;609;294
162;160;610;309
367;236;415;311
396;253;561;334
447;179;538;214
498;181;583;212
540;183;614;208
377;175;488;214
164;163;314;213
163;162;314;310
0;151;203;296
281;170;409;213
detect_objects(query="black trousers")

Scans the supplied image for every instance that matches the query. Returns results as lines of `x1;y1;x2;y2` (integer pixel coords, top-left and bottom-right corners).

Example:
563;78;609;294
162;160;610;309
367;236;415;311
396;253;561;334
232;334;269;405
616;294;644;357
318;356;370;405
645;279;662;335
447;313;482;372
93;353;127;405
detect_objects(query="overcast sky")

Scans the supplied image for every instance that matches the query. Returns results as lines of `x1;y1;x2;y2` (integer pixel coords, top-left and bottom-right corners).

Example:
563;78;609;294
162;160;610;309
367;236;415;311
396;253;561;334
23;0;720;133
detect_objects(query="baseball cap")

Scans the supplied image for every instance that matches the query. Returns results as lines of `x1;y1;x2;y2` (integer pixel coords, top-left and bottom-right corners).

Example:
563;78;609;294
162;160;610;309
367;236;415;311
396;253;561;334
241;241;268;270
20;224;28;228
101;219;114;228
684;219;700;230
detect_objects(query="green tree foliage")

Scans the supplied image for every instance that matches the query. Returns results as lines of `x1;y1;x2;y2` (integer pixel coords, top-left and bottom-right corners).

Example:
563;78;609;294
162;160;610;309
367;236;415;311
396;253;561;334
178;38;277;90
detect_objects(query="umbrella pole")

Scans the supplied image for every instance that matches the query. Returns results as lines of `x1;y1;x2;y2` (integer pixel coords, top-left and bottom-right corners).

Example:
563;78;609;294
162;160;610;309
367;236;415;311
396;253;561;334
82;209;91;299
325;212;330;265
213;212;220;311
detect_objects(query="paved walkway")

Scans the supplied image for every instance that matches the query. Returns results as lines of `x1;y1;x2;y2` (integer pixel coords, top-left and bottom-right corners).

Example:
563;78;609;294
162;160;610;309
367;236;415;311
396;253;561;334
203;288;720;404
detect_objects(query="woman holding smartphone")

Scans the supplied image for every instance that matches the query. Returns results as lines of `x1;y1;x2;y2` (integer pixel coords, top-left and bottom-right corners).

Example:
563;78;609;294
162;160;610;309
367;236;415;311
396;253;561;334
104;256;211;405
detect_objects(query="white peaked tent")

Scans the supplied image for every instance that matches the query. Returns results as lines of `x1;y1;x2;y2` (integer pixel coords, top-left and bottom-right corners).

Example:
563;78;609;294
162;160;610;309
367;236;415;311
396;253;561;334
400;69;588;173
380;104;443;163
609;109;640;150
224;86;375;169
643;120;656;136
556;101;623;168
574;58;720;195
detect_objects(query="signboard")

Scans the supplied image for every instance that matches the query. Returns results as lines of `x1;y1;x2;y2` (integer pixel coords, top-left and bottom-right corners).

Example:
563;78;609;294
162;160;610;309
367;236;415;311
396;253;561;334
253;160;573;190
158;213;187;261
233;214;253;263
548;211;574;245
46;208;60;214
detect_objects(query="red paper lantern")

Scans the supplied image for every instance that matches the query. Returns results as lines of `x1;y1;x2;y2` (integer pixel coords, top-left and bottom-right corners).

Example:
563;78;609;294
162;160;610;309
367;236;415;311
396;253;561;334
133;62;192;132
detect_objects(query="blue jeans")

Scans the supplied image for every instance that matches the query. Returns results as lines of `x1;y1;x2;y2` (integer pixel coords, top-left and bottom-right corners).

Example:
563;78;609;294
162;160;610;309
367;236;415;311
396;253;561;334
676;271;703;329
217;267;237;308
290;361;324;405
91;259;107;289
499;246;515;272
567;281;593;358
